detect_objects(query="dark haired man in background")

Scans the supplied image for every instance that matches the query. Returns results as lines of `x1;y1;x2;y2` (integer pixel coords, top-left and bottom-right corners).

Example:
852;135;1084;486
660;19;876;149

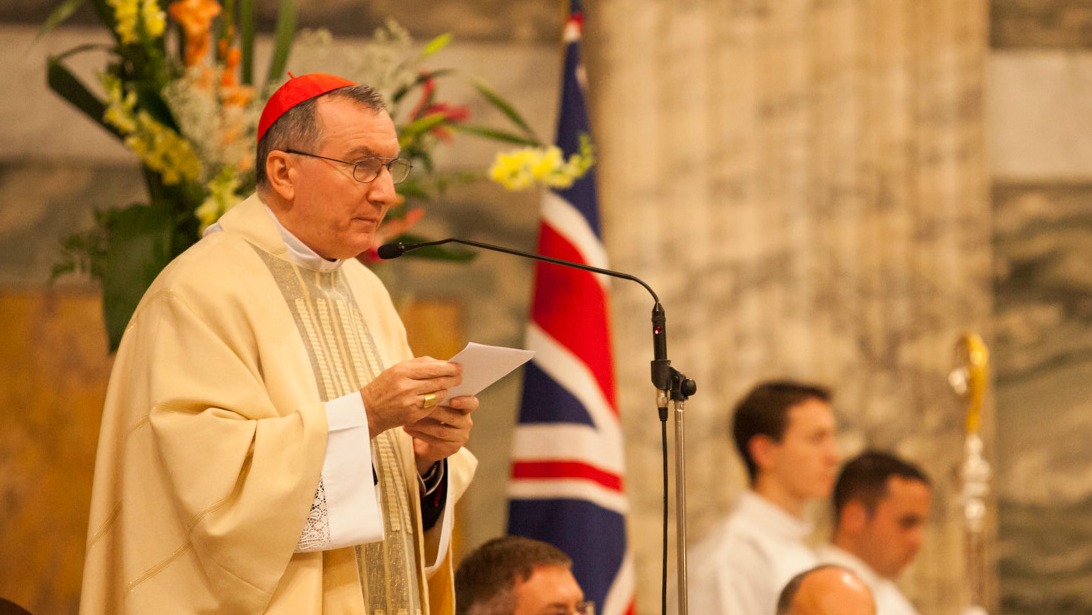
686;380;842;614
819;450;932;615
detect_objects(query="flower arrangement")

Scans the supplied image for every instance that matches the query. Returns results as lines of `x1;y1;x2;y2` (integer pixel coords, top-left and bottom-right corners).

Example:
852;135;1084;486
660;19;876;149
43;1;594;351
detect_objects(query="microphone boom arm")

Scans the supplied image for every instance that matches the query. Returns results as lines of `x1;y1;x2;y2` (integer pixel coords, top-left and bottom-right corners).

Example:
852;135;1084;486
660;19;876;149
381;238;659;301
380;236;697;615
380;237;691;394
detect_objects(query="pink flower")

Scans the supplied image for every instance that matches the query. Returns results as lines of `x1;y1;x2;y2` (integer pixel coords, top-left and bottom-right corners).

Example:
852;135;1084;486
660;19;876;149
409;76;471;142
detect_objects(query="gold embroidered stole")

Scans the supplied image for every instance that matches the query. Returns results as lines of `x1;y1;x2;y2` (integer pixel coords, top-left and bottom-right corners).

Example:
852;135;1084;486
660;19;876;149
257;250;422;615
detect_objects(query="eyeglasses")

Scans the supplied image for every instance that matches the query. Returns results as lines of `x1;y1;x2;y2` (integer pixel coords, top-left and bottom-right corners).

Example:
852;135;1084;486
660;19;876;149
543;602;595;615
284;149;412;184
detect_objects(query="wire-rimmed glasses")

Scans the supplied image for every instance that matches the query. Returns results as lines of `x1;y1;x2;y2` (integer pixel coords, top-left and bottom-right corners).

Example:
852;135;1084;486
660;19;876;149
284;149;412;184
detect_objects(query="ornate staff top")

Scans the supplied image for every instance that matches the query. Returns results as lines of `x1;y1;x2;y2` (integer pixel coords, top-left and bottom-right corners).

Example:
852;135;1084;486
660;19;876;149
949;332;991;615
950;333;990;435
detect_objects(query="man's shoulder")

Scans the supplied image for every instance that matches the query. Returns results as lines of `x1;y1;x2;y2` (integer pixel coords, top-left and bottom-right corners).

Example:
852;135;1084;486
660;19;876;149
692;499;818;574
689;511;771;566
158;233;259;284
685;513;785;613
132;233;271;323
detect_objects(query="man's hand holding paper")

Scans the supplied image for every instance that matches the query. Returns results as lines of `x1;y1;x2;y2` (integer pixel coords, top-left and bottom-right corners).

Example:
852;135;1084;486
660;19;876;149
405;342;535;469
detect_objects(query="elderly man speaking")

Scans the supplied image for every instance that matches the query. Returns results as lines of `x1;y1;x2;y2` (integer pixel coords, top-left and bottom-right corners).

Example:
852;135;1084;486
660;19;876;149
80;74;478;614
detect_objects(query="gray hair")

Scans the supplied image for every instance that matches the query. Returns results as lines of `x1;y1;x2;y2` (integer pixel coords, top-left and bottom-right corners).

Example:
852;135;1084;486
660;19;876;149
255;83;387;189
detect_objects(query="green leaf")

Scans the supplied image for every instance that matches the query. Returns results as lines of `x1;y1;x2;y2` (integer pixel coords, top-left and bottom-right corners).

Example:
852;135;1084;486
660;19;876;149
239;0;255;85
264;0;297;92
100;202;176;351
390;69;455;105
44;0;119;44
471;78;540;144
395;180;431;201
87;0;118;39
47;56;122;141
398;112;449;144
132;80;179;131
420;33;453;58
38;0;87;38
452;123;541;146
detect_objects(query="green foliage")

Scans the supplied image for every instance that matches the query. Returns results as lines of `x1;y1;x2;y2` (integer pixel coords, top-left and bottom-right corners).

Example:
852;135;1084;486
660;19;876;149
100;202;176;350
42;0;293;350
42;6;578;351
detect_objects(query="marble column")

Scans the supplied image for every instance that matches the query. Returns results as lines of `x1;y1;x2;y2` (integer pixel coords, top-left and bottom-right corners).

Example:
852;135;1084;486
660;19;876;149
587;1;992;612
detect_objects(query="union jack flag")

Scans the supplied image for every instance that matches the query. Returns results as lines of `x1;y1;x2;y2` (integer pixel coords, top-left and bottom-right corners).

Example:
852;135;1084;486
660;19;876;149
507;3;636;614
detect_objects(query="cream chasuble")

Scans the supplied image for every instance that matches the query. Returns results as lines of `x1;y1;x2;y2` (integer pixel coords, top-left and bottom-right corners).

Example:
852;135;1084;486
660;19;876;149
79;194;476;615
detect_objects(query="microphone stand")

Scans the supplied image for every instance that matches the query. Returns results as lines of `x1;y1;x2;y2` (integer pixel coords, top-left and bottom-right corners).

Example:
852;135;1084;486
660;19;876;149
380;238;697;615
651;302;697;615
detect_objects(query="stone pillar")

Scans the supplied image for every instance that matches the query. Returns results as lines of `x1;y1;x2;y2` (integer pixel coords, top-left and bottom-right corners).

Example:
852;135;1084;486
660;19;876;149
587;1;991;612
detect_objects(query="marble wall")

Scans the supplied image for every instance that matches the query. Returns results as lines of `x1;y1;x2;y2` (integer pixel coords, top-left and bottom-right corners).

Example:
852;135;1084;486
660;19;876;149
991;183;1092;614
990;2;1092;612
3;1;1090;613
588;1;991;612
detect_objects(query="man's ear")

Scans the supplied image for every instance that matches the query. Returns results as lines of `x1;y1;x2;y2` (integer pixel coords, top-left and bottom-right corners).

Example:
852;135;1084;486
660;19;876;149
841;500;869;534
265;150;295;201
749;434;778;471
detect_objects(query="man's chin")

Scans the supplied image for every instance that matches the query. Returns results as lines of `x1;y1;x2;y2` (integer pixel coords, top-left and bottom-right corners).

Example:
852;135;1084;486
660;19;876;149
338;237;378;260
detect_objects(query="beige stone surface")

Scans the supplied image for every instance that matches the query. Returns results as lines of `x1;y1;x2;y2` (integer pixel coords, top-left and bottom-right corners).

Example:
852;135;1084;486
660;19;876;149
0;289;110;614
587;1;992;612
989;51;1092;179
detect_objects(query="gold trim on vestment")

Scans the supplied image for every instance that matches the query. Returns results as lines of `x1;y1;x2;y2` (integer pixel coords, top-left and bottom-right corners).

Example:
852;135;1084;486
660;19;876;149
255;247;423;614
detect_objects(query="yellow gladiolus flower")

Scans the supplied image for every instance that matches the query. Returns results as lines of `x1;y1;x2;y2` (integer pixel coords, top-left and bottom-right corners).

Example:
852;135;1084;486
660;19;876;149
142;0;166;38
102;74;201;185
488;135;595;192
196;168;242;232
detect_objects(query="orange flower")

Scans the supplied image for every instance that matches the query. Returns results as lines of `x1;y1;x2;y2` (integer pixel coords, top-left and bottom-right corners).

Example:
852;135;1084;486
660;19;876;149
168;0;221;67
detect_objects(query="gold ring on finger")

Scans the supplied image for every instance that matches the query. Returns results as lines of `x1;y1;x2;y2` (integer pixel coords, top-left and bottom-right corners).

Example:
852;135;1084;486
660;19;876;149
422;393;438;409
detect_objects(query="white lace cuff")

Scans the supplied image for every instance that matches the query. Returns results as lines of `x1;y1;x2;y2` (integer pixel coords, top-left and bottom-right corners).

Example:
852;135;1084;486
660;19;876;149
296;392;384;552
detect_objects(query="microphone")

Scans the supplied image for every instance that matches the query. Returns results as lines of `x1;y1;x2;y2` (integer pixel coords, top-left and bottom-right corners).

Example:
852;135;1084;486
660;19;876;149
377;237;694;399
375;242;414;259
382;237;697;615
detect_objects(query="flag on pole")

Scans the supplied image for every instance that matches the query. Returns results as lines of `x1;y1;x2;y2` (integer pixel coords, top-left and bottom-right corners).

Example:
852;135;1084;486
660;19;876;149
507;3;636;614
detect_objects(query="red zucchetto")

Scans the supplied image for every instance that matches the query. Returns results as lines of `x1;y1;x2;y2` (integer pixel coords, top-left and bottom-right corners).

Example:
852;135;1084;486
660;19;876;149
257;73;356;141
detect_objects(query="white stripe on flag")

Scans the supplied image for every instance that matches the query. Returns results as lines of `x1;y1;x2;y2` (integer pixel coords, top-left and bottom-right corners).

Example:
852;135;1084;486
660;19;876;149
511;423;624;475
542;191;612;290
526;323;621;435
508;478;629;515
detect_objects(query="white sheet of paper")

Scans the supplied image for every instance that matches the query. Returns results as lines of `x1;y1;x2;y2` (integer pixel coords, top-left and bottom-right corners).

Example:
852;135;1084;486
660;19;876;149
446;342;535;398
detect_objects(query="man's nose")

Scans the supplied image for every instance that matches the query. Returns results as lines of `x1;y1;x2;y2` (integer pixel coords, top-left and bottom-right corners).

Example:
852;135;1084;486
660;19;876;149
908;527;925;551
367;168;399;206
826;440;841;464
